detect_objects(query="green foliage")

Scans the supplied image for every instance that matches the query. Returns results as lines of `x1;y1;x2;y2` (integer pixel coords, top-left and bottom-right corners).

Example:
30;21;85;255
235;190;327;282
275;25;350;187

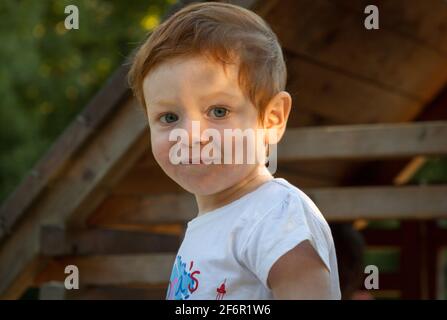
364;248;400;274
410;157;447;184
0;0;175;202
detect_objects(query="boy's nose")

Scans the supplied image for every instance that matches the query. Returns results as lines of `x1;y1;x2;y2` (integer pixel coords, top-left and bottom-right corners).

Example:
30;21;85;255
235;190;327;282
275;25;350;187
182;118;210;147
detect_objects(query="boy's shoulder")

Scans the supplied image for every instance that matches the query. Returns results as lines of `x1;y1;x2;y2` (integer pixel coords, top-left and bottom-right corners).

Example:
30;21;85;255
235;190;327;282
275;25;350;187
234;178;338;294
232;179;284;221
238;177;331;236
242;177;318;218
236;177;292;220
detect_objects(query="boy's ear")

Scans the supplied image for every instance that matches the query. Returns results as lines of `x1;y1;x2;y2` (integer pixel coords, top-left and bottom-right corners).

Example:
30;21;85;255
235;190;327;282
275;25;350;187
262;91;292;144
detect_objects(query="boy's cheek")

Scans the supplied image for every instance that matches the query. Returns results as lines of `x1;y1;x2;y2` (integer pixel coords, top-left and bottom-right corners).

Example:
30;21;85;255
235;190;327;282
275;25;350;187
150;135;173;166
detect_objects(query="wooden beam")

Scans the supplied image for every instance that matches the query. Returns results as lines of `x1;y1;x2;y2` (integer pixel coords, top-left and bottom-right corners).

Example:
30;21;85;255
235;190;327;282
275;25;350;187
35;254;175;287
88;185;447;227
336;0;447;55
88;193;197;226
38;282;168;300
278;121;447;160
284;52;423;125
40;225;181;256
68;286;167;300
306;185;447;221
0;256;49;300
392;85;447;184
393;156;427;185
268;0;447;102
344;85;447;194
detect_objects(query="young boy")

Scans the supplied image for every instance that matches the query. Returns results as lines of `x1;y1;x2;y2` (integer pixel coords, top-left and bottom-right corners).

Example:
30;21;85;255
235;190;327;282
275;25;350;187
128;2;341;300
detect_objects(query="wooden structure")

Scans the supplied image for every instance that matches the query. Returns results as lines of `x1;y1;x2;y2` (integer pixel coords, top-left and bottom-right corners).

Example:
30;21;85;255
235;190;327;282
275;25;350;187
1;0;447;299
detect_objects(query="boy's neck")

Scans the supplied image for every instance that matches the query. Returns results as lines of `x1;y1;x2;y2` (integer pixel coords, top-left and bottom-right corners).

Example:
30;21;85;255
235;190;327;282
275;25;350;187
194;165;273;216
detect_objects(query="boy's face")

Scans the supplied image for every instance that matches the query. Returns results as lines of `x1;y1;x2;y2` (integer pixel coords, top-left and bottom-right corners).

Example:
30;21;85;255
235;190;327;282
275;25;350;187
142;54;267;195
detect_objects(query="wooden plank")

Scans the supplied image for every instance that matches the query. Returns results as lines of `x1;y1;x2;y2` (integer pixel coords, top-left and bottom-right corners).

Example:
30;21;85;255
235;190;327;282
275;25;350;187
268;0;447;102
278;121;447;160
394;85;447;185
88;193;197;226
344;85;447;190
39;281;168;300
415;85;447;122
81;223;185;236
306;185;447;221
40;225;181;256
284;53;423;125
0;256;49;300
38;282;168;300
35;254;175;287
393;156;427;185
65;285;167;300
88;185;447;227
65;129;150;228
337;0;447;55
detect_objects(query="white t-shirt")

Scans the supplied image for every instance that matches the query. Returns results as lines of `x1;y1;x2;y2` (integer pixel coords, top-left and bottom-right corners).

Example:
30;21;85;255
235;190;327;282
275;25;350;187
165;177;341;300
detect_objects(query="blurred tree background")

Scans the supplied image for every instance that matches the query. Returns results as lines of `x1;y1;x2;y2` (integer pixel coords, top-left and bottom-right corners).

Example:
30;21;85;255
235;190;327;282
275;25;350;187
0;0;175;202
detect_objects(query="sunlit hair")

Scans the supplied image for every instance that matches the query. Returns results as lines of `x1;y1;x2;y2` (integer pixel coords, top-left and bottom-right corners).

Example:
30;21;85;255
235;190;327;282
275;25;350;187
127;1;287;122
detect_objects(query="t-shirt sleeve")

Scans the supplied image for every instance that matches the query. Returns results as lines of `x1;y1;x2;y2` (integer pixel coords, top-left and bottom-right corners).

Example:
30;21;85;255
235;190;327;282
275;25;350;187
238;191;333;291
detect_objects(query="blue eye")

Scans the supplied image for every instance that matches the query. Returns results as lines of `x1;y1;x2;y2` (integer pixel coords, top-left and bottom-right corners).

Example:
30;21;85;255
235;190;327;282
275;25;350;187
209;106;229;118
160;113;178;123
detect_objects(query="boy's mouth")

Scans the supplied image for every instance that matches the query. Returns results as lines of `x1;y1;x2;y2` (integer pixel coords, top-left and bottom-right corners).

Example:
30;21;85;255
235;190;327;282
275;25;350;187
183;157;217;165
188;158;207;164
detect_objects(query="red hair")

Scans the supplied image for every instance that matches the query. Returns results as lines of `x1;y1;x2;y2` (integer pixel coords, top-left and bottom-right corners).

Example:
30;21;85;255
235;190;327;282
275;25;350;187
127;2;287;121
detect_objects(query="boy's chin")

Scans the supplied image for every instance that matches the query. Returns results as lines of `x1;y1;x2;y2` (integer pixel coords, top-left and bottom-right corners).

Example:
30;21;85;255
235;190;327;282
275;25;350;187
170;173;233;195
164;163;259;195
177;178;227;195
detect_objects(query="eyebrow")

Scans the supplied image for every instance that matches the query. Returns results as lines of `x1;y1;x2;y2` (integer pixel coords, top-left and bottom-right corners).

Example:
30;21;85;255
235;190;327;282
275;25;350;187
150;90;239;107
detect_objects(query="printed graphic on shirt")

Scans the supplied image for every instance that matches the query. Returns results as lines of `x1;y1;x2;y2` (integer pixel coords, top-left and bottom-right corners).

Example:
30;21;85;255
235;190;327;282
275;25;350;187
166;255;200;300
216;278;227;300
